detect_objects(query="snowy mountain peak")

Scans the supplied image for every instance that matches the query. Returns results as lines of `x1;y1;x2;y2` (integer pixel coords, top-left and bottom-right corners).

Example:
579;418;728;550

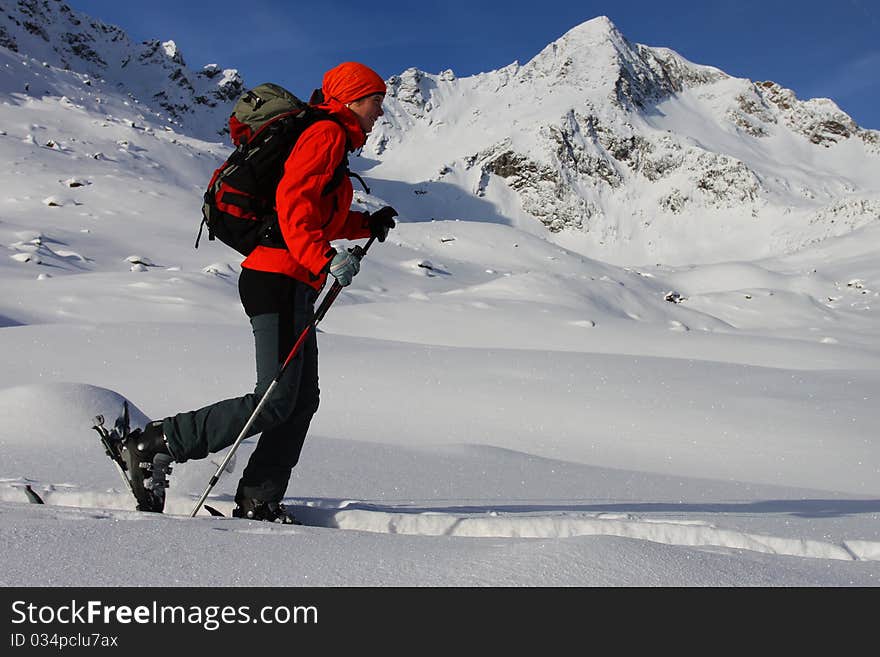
518;16;725;110
547;15;632;57
541;14;624;56
540;15;629;58
0;0;242;138
520;17;637;90
365;16;880;264
2;2;879;267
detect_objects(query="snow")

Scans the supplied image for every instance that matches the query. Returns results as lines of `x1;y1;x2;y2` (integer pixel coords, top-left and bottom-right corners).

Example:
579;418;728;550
369;19;880;270
0;11;879;587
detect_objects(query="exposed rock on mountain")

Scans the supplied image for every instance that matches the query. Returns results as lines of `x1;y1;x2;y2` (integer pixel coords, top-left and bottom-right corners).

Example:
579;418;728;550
1;3;877;264
0;0;241;138
368;16;880;264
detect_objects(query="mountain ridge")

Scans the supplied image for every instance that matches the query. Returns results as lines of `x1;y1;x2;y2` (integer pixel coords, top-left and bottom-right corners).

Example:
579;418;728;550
365;17;879;264
1;3;877;265
0;0;242;139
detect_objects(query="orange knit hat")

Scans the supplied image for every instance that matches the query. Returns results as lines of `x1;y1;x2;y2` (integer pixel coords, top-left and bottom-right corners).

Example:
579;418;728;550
322;62;386;104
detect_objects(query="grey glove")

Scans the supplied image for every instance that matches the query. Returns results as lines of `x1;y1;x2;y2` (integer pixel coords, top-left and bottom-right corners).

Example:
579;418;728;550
328;248;361;287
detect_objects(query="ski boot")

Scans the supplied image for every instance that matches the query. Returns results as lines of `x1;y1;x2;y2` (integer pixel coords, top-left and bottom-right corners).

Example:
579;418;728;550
232;498;299;525
121;420;173;513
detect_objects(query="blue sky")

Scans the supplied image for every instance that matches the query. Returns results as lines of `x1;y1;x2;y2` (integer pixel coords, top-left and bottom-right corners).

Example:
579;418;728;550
67;0;879;129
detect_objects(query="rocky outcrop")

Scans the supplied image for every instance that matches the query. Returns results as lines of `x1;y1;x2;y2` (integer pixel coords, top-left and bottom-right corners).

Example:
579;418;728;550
731;80;879;151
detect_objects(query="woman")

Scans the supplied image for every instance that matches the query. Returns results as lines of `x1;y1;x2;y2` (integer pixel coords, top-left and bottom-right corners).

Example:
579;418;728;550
123;62;397;523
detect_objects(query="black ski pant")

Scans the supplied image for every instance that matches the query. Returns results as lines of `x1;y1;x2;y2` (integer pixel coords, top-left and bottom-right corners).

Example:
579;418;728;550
162;268;319;504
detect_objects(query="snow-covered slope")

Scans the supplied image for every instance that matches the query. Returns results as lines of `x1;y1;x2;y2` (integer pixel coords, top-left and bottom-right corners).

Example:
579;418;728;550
365;17;880;266
1;4;879;587
0;0;242;139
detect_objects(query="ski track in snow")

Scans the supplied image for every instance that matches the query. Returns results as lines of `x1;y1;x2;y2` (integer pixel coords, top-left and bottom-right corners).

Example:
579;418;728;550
3;484;878;563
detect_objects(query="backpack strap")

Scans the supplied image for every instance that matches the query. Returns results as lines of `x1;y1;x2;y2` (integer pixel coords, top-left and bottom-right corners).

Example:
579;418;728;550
308;116;371;197
322;151;371;197
349;170;371;195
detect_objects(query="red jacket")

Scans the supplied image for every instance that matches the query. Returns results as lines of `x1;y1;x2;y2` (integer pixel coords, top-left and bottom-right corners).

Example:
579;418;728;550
241;97;372;288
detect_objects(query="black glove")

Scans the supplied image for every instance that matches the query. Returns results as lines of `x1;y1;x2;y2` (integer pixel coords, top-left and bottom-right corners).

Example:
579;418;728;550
367;206;397;242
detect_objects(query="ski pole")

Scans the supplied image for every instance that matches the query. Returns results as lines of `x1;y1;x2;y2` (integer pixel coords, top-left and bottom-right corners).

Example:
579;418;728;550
190;237;376;518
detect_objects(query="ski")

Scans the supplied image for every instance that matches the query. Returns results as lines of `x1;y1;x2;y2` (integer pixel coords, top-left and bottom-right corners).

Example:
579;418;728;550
92;404;137;498
92;402;171;513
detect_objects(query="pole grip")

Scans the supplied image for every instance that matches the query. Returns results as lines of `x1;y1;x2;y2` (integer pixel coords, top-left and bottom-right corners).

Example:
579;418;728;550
312;236;375;324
